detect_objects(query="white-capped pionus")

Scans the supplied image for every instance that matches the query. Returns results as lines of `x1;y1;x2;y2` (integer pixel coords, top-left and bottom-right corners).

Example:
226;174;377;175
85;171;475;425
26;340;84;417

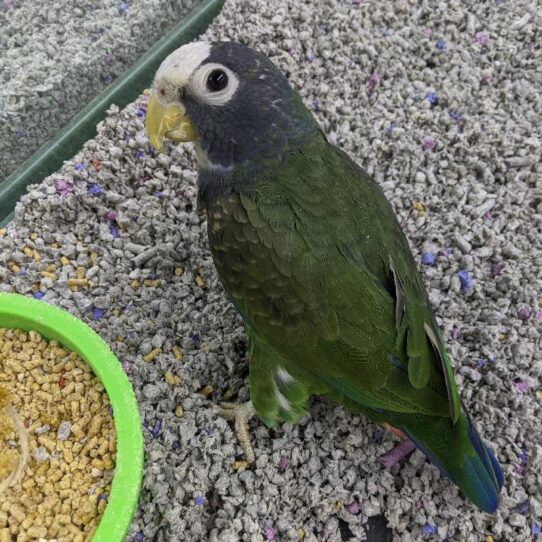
146;41;503;512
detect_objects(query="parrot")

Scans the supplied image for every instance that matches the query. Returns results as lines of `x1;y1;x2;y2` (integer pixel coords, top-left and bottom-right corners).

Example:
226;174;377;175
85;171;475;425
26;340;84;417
146;41;503;513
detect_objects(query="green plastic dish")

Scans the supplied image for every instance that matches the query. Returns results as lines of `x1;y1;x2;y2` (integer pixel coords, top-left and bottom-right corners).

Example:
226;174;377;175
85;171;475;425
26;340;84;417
0;293;143;541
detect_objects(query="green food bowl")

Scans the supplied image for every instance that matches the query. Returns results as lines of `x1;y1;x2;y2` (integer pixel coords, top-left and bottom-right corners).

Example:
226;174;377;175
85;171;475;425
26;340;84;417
0;292;143;541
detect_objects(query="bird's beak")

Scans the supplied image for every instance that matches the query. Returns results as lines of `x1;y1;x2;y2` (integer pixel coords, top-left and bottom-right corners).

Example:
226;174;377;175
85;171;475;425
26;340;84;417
146;93;196;151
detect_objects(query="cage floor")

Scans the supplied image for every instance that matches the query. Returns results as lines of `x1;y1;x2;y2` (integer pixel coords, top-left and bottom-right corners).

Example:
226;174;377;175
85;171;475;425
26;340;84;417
0;0;540;541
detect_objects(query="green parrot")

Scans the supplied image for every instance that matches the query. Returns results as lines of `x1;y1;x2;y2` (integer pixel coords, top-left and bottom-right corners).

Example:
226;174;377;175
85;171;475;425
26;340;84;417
146;41;503;512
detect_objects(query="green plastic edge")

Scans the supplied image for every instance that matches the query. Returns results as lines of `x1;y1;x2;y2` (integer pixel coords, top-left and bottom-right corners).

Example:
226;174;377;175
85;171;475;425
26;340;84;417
0;293;142;541
0;0;225;228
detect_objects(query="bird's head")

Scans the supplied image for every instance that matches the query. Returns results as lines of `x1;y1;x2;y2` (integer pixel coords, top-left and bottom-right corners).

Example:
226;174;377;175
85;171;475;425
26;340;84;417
146;41;317;174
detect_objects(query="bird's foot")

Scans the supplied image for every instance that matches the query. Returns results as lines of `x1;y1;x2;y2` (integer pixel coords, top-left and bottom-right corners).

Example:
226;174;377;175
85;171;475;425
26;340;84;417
217;401;256;464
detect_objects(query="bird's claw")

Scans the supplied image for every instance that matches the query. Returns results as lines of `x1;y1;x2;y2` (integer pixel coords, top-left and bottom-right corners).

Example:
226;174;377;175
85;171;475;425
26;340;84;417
216;401;256;464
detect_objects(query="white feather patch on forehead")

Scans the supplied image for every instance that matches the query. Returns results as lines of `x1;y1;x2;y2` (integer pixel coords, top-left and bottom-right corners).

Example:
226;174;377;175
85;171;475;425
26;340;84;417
155;41;211;88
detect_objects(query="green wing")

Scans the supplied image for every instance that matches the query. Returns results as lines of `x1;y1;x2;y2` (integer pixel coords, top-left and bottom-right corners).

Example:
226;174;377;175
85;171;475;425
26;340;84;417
206;132;460;426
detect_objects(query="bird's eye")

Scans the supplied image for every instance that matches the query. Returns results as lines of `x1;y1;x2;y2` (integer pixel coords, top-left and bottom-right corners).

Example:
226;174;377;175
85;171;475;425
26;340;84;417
206;69;228;92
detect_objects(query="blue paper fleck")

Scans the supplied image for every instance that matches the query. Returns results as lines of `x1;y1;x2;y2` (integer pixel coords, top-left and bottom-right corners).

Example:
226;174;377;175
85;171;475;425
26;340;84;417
92;308;105;320
516;500;530;514
457;270;473;291
87;183;102;196
74;162;85;171
425;91;439;106
194;496;205;506
421;252;436;265
135;149;144;159
532;523;541;537
136;107;146;117
109;223;119;238
436;38;445;50
133;533;144;542
33;291;44;300
422;523;438;535
151;419;162;439
386;122;396;135
449;110;461;121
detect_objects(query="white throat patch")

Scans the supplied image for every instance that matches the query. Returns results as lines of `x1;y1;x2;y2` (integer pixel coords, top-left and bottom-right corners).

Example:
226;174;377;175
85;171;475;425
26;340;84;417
155;41;211;89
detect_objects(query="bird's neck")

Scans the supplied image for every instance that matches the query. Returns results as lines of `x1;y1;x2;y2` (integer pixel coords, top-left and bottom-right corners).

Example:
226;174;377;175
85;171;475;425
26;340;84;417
196;127;327;211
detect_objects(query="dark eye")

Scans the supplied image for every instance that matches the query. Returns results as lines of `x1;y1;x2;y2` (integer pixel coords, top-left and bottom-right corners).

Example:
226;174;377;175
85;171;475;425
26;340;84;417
206;69;228;92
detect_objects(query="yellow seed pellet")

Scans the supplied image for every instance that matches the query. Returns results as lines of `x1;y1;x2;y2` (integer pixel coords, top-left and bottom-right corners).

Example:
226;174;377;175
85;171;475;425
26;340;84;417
26;525;47;538
97;439;109;456
232;460;250;471
60;256;70;266
87;416;103;438
32;250;41;261
165;371;181;386
199;385;214;398
40;271;56;280
0;229;6;237
174;267;184;276
22;246;34;258
130;280;140;290
143;279;161;288
67;278;88;287
172;346;183;361
9;505;25;524
175;405;184;418
195;275;205;288
413;201;425;214
143;348;161;363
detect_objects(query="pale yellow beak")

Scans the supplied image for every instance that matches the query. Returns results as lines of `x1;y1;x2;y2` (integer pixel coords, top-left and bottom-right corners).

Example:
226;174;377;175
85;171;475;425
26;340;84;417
146;93;196;151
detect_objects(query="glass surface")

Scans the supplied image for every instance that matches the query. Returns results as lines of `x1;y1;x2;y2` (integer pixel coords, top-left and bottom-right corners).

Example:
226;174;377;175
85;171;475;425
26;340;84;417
0;0;199;182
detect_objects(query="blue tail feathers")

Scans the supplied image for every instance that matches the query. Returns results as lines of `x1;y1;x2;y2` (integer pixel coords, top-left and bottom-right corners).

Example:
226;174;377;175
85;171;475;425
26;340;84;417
404;410;503;513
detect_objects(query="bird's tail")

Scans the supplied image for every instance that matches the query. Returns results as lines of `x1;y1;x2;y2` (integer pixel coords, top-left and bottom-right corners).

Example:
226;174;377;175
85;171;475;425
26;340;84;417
399;406;503;513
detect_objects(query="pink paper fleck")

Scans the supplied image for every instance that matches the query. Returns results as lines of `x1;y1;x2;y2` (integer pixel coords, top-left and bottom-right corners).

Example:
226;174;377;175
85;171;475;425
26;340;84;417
380;439;417;468
55;180;74;196
513;380;533;394
422;136;437;151
366;72;380;97
475;32;490;46
346;501;360;515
